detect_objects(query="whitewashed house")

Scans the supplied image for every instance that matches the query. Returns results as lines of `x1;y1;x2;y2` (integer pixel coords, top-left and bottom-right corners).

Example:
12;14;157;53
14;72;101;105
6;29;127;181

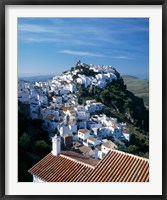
68;117;77;133
41;108;59;121
96;80;106;88
52;96;62;104
95;102;103;111
30;90;38;98
113;127;122;138
74;105;85;112
98;127;113;138
62;94;69;102
86;136;101;148
122;132;131;142
68;83;77;93
95;74;106;81
98;140;118;159
88;122;102;130
38;95;48;106
78;120;87;129
76;111;87;120
18;91;30;103
58;125;72;137
86;99;96;105
85;104;96;113
18;80;25;90
78;129;90;142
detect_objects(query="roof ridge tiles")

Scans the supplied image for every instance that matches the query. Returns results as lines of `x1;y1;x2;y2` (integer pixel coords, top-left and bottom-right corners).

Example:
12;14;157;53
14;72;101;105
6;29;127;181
28;150;149;182
60;154;95;169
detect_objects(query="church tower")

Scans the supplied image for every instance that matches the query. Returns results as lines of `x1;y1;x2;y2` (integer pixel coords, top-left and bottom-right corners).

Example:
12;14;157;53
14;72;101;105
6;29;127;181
52;134;61;156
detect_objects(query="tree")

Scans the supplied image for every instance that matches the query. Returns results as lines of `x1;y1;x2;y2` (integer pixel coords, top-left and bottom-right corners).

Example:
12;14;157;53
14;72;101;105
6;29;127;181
34;140;51;157
19;132;31;150
125;145;139;155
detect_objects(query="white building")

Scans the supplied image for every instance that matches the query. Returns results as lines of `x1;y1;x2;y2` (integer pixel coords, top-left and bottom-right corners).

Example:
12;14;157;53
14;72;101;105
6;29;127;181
76;111;88;120
74;105;85;112
78;120;87;129
99;140;118;159
78;129;90;141
52;96;62;104
86;136;101;148
38;95;48;106
68;83;77;93
85;104;96;113
98;127;113;138
113;127;122;138
18;91;30;103
59;125;72;137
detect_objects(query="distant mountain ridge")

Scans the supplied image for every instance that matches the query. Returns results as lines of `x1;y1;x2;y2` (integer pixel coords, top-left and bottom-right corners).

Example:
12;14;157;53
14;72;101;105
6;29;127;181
122;75;149;109
18;75;54;82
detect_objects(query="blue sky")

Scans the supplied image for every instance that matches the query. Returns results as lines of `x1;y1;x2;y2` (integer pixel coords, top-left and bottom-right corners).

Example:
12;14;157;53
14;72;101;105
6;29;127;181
18;18;149;79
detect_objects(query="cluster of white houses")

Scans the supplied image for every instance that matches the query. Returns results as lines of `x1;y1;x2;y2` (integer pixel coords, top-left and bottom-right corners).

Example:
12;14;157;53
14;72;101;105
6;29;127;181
18;62;131;161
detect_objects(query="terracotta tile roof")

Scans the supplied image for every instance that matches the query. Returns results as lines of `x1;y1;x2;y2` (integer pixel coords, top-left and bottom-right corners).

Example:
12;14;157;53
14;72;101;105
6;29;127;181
69;118;76;123
87;136;97;143
83;150;149;182
28;151;96;182
62;150;98;166
61;106;73;112
28;150;149;182
78;129;89;134
87;100;96;104
102;140;117;149
46;114;55;120
79;145;92;154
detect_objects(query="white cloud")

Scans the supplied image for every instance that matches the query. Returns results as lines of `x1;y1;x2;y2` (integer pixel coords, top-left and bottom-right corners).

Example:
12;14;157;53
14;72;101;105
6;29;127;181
23;37;63;43
18;24;54;33
20;36;97;46
59;50;105;57
18;24;68;36
111;56;133;60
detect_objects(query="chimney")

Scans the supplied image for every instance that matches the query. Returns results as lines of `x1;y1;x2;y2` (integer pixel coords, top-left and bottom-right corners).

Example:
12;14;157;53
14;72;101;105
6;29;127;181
52;134;61;156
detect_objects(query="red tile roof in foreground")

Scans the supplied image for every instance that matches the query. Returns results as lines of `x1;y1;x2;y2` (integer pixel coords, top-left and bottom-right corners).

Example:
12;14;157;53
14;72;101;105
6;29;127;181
28;150;149;182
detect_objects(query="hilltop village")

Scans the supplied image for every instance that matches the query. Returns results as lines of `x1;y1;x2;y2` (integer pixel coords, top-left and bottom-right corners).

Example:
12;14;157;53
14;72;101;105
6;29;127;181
18;61;132;161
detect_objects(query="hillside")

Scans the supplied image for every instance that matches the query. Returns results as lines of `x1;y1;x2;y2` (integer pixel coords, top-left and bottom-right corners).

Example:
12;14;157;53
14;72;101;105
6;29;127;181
122;75;149;109
65;63;149;132
18;62;149;183
68;63;149;158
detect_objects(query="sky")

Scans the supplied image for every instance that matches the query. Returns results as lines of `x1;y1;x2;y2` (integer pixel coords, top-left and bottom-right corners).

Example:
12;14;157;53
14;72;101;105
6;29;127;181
18;18;149;79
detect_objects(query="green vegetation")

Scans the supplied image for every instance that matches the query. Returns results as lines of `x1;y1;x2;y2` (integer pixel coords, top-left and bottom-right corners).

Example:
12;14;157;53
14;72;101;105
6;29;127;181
119;123;149;158
77;77;149;132
75;74;149;158
122;75;149;109
18;110;51;182
18;66;150;183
